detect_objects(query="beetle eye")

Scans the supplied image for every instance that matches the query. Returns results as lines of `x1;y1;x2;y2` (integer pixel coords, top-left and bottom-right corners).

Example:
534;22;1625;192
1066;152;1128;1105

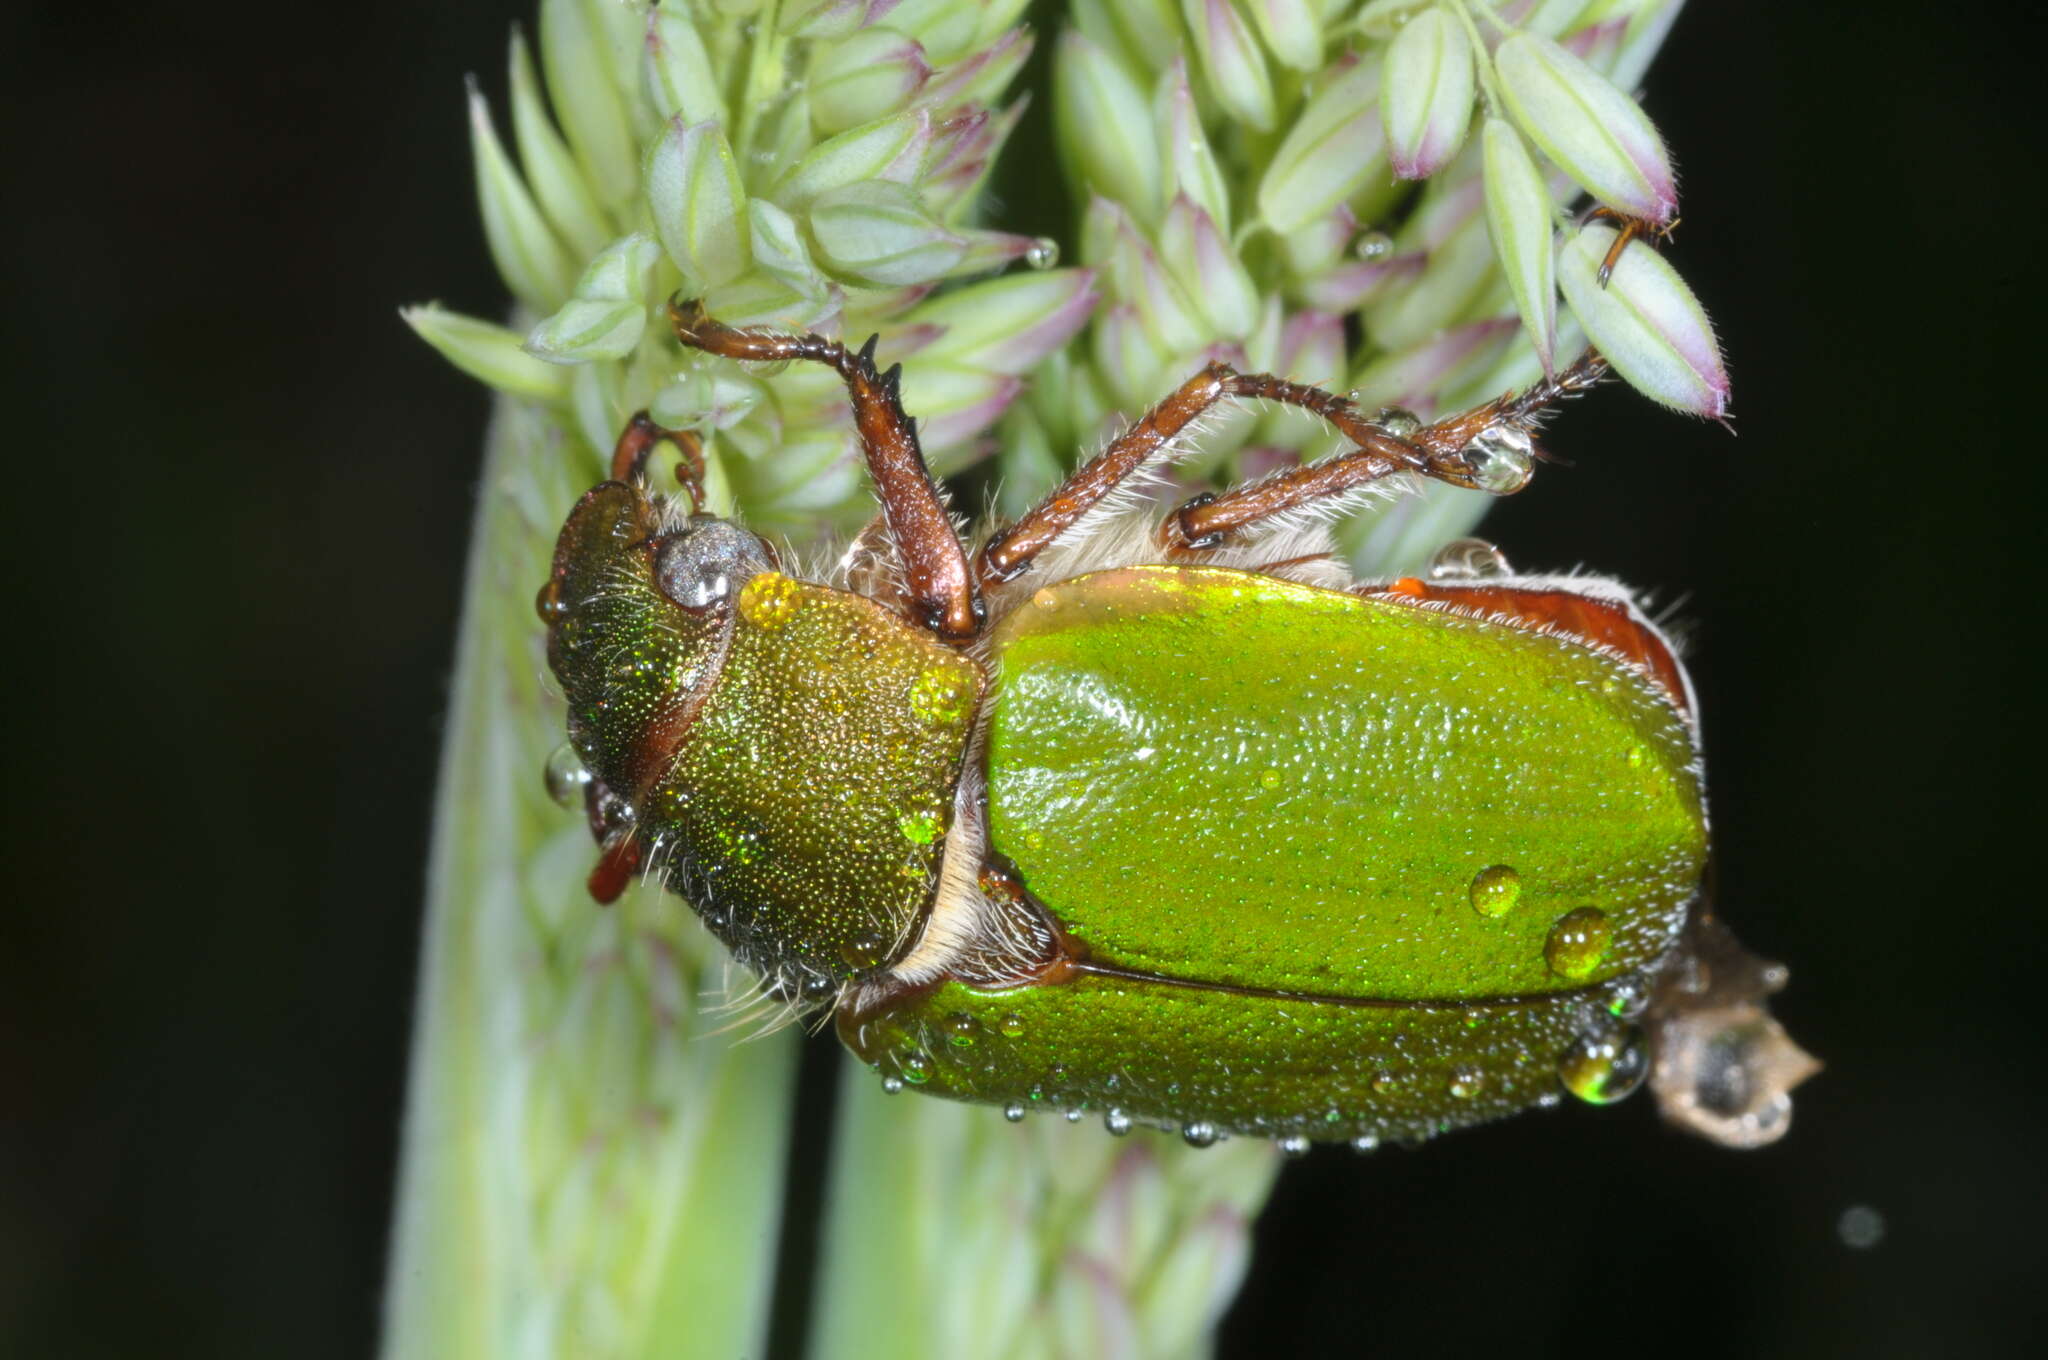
654;520;770;614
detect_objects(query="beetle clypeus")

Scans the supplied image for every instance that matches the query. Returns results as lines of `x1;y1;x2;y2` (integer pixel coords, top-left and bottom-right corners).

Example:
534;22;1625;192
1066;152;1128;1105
535;299;1816;1152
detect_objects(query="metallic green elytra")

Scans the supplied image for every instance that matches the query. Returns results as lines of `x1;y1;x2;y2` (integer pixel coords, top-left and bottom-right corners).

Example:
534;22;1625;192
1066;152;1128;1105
539;305;1816;1151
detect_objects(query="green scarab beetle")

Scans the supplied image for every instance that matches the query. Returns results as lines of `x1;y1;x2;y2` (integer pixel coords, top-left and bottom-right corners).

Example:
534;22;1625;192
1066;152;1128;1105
536;300;1816;1153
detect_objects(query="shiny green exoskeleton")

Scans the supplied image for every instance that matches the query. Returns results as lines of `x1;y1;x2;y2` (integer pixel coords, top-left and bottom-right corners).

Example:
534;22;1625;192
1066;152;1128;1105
537;304;1813;1151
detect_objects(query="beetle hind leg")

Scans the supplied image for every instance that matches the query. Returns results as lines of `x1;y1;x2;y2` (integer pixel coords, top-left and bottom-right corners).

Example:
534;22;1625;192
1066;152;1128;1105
1159;352;1609;550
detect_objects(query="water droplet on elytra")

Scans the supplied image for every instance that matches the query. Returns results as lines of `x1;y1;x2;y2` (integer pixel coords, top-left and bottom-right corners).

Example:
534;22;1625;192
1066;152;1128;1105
1557;1022;1649;1105
535;579;566;624
737;571;800;629
1259;768;1282;791
1370;1071;1399;1095
880;1075;905;1095
1181;1121;1219;1148
998;1013;1025;1038
839;930;888;970
908;665;972;726
1278;1134;1311;1158
1447;1067;1485;1100
1064;1108;1084;1123
897;808;942;846
1350;1134;1380;1154
1428;536;1510;581
1003;1103;1027;1123
544;743;591;808
898;1050;933;1085
1468;864;1521;918
945;1014;978;1048
1544;907;1613;980
1104;1108;1133;1136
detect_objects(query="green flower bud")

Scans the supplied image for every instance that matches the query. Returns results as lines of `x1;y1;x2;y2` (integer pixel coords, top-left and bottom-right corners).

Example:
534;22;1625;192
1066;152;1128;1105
904;269;1101;375
921;25;1034;115
1494;31;1677;224
524;233;661;363
886;0;989;66
468;81;575;312
1244;0;1323;71
1351;316;1518;416
507;31;609;262
1073;0;1186;74
774;110;933;209
1364;209;1495;350
646;117;751;290
809;179;967;286
1278;203;1359;282
810;28;933;134
924;104;1022;218
1160;195;1259;340
1100;199;1207;355
1096;300;1169;412
1496;0;1591;39
1183;0;1277;131
1560;223;1729;418
898;363;1024;463
783;0;869;42
1153;59;1231;232
537;0;642;210
650;366;769;432
402;305;572;403
1381;8;1475;180
1257;57;1386;234
1481;117;1561;375
643;3;726;127
746;200;828;301
1056;29;1164;226
1300;247;1424;312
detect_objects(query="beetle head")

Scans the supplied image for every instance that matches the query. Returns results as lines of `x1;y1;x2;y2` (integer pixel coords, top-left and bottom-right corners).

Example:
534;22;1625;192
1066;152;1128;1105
540;477;984;1000
541;482;771;812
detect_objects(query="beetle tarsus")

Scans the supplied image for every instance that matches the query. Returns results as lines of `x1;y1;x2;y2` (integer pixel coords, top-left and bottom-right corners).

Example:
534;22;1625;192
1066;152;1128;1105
1582;207;1677;287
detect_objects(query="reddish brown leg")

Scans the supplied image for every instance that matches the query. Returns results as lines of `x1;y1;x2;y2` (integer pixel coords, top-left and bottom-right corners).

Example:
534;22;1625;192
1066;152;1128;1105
1584;207;1677;288
980;364;1469;583
1162;352;1609;549
609;411;707;508
978;364;1237;585
669;299;980;641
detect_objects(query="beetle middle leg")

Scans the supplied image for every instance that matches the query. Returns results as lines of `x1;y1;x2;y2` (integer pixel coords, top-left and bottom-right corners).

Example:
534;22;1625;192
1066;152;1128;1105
668;299;981;642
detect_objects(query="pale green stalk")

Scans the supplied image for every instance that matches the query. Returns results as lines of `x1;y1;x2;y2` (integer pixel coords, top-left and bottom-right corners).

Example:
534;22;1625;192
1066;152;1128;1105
386;394;797;1359
392;3;1717;1356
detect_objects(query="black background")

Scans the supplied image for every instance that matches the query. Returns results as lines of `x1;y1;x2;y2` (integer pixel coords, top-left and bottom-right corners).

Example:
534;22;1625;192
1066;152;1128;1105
2;2;2037;1356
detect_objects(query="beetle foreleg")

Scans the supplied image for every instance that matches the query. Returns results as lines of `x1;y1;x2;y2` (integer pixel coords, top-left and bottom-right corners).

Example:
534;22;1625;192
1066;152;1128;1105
668;299;982;642
609;411;706;508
